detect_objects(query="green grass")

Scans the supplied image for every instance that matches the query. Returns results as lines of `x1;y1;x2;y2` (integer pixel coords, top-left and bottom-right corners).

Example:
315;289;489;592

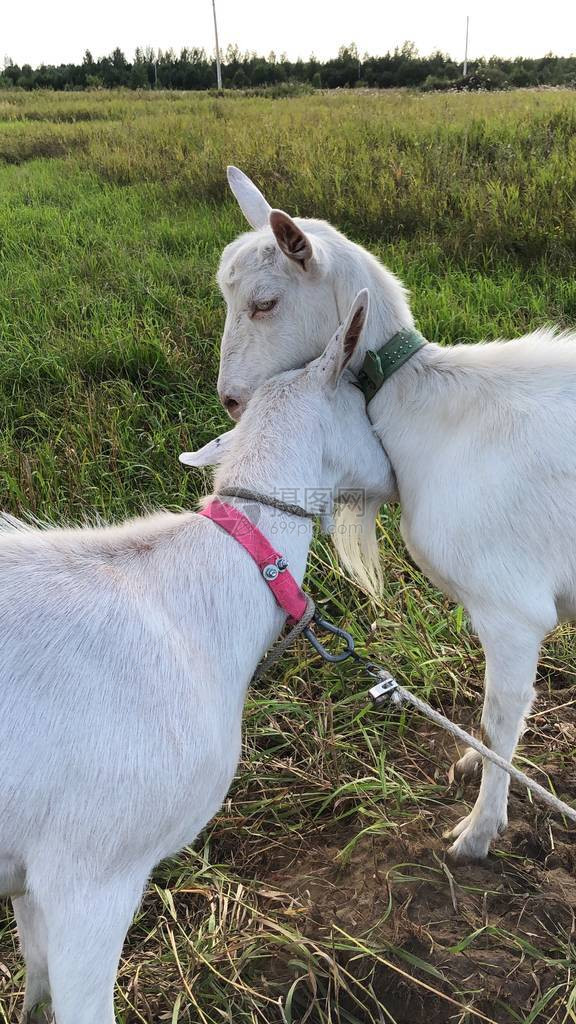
1;87;576;1024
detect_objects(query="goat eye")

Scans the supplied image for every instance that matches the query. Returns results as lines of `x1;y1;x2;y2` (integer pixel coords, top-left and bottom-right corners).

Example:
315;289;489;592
253;299;277;314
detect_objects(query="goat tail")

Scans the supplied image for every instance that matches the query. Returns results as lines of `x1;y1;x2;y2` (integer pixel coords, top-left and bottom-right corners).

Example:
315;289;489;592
332;496;383;599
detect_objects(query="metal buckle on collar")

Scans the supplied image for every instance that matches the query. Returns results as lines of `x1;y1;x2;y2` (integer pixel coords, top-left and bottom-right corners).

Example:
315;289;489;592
262;557;289;582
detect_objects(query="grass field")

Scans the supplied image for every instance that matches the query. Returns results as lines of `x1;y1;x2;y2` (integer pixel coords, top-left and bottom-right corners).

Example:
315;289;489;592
1;87;576;1024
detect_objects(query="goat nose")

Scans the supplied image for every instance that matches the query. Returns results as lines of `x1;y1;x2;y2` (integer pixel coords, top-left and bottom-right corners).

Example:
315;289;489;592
222;395;242;421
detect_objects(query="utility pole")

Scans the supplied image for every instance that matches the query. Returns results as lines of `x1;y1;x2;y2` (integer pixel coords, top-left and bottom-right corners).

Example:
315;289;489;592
212;0;223;91
463;15;469;76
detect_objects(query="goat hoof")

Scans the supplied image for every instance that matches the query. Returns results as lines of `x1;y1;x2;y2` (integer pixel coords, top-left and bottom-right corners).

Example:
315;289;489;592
446;820;503;863
447;834;489;863
452;747;482;783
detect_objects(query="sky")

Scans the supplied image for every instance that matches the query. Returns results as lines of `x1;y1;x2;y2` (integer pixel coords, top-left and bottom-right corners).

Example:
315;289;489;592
3;0;576;68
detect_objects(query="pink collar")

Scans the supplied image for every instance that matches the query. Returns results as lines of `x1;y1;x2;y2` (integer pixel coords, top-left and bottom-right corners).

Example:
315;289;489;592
199;499;308;624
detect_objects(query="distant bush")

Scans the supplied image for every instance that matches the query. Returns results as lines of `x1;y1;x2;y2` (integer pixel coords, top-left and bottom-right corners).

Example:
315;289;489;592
455;69;509;91
421;75;454;92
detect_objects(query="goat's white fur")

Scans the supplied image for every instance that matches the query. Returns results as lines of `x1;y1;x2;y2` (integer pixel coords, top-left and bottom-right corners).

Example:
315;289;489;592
0;294;392;1024
220;168;576;863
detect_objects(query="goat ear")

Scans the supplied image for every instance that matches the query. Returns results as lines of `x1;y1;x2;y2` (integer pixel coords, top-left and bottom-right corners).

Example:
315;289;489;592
227;166;271;230
316;290;370;389
179;429;235;468
269;210;313;269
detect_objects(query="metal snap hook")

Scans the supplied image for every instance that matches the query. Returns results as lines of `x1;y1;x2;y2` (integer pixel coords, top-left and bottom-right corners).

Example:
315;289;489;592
303;613;357;663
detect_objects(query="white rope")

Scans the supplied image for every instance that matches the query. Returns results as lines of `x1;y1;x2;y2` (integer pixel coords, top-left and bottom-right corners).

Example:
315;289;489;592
377;674;576;824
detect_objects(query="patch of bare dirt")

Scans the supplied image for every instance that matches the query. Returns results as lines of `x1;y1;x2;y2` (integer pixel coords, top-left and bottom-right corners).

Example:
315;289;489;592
257;688;576;1024
259;800;575;1022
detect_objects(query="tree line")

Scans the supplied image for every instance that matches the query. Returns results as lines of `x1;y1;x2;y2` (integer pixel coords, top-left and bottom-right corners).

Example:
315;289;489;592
2;43;575;93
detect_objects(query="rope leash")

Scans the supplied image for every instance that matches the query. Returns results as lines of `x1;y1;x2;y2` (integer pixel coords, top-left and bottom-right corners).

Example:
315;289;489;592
369;673;576;825
252;595;316;683
218;487;316;519
269;609;576;826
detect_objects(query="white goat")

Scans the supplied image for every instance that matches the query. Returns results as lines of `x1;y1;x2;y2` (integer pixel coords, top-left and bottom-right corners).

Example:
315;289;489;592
218;166;576;862
0;293;392;1024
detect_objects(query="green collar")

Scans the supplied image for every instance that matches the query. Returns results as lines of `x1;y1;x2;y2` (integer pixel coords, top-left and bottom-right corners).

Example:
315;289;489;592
355;328;427;403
